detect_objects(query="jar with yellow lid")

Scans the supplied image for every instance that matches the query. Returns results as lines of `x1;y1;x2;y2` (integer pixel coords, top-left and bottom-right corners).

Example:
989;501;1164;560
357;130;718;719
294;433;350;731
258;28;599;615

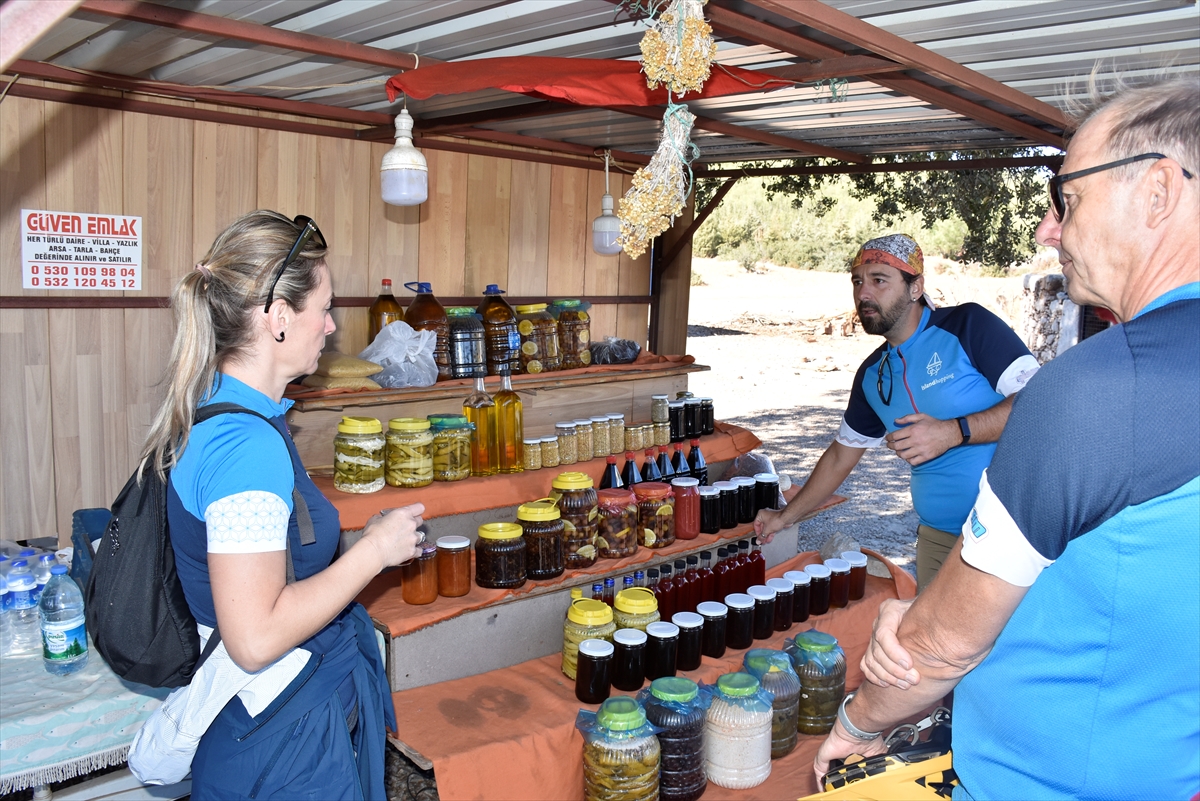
475;523;526;590
427;414;472;482
551;299;591;370
613;587;660;631
556;421;579;465
633;482;675;549
550;471;600;569
385;417;434;488
334;416;385;493
515;303;561;374
523;438;542;470
517;501;565;580
596;488;639;559
563;598;616;679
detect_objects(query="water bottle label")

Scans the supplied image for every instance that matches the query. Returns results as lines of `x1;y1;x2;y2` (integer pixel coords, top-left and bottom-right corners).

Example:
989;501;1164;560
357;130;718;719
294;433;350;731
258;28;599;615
42;615;87;659
507;331;522;350
11;588;36;610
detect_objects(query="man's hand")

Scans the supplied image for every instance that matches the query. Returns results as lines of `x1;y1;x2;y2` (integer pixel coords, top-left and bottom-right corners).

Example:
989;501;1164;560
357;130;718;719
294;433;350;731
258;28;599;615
862;599;920;689
753;508;787;544
813;719;888;787
885;414;962;465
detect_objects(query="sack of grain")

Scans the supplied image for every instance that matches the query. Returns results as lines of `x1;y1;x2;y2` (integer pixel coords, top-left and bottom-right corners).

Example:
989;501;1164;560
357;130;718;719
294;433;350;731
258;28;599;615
301;374;382;391
316;352;383;378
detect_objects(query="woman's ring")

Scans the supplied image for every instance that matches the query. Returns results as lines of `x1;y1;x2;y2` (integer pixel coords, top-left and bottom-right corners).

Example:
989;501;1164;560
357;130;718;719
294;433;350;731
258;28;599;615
416;529;427;545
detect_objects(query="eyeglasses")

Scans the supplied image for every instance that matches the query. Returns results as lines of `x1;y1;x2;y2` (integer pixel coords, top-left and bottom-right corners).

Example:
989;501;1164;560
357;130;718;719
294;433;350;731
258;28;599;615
876;351;893;406
263;215;327;313
1048;153;1194;222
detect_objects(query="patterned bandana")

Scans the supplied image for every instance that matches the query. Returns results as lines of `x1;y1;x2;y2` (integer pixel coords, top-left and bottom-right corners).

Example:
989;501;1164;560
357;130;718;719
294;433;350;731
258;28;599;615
850;234;924;276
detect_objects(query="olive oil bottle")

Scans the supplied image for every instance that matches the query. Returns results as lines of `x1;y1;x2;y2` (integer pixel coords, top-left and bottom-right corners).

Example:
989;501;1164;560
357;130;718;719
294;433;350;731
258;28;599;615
368;279;404;343
493;369;524;473
463;376;498;477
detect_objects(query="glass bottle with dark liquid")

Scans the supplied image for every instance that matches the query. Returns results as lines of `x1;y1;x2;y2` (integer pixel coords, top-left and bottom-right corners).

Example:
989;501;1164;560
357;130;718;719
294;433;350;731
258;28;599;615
684;556;701;614
575;639;613;704
476;284;520;376
749;538;767;587
686;439;708;485
713;547;732;599
656;446;675;481
368;278;404;343
599;455;623;490
621;451;643;487
825;558;850;609
655;564;676;620
805;563;831;616
493;369;523;474
641;447;663;482
672;442;690;478
673;559;692;615
404;281;451;381
698;551;716;603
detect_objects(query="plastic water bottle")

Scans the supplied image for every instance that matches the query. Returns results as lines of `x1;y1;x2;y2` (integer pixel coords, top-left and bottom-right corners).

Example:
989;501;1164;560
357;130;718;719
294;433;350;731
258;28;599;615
32;552;56;604
39;564;88;675
7;560;40;655
0;574;12;656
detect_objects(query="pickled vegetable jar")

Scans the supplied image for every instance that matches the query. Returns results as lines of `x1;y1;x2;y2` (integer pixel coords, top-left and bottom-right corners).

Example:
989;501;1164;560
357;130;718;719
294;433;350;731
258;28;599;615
428;414;472;482
515;303;561;374
596;488;639;559
563;598;616;680
743;649;801;759
641;677;707;801
550;472;599;569
385;418;434;488
633;482;674;549
786;629;846;735
704;672;773;790
580;697;660;801
517;501;565;580
474;522;526;590
334;416;385;493
553;299;592;370
613;587;660;631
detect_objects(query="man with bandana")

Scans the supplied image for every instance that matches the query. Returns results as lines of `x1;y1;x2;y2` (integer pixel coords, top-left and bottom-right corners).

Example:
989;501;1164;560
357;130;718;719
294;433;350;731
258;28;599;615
754;233;1039;589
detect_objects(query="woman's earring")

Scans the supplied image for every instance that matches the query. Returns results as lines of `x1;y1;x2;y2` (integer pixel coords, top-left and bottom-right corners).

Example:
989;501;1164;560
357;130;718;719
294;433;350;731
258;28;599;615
275;331;286;342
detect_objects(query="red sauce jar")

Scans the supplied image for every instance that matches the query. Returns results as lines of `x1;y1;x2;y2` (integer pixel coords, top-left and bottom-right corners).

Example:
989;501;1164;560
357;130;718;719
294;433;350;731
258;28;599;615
670;477;700;540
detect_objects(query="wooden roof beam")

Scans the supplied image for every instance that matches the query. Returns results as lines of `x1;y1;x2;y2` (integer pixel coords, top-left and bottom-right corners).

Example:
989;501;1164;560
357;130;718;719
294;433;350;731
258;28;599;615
414;101;581;134
425;129;651;166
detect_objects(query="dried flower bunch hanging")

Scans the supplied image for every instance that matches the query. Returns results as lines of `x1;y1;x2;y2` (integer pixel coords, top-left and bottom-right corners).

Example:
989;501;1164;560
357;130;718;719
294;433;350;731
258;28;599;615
617;104;698;258
639;0;717;96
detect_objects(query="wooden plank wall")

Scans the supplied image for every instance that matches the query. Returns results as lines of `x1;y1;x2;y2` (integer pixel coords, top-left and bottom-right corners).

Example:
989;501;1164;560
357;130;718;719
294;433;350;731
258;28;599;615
0;87;673;544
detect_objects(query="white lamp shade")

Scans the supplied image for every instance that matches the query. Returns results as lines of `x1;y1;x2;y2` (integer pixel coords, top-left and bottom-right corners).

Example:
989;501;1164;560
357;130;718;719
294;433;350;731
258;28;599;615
382;168;428;206
592;193;622;255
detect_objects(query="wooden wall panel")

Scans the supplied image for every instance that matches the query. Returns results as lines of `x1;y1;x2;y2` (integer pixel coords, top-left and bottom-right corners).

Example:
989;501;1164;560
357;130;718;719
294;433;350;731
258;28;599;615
256;126;319;221
657;198;695;356
0;310;56;541
123;110;193;296
546;165;589;296
123;307;171;472
616;226;652;347
507;160;550;295
463;154;511;297
315;137;373;355
1;95;47;296
193;121;257;261
583;170;623;341
417;148;468;295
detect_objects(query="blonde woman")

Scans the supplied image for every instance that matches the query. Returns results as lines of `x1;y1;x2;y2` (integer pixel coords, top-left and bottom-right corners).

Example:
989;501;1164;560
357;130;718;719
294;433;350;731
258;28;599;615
136;210;422;799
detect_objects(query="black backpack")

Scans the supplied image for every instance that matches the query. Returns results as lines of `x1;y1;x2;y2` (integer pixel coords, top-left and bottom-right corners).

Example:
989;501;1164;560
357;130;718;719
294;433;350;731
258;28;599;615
85;403;312;688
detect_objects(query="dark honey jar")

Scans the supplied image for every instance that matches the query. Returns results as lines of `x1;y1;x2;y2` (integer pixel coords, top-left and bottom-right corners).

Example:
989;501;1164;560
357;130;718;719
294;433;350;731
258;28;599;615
843;551;868;601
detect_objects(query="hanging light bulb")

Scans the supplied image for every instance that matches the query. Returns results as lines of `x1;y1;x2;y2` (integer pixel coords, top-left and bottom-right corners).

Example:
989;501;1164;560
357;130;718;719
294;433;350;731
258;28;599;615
592;151;622;255
381;106;427;206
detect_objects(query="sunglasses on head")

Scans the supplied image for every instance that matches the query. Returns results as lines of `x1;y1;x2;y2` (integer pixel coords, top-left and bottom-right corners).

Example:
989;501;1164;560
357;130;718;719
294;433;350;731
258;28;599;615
263;215;327;313
1048;153;1194;223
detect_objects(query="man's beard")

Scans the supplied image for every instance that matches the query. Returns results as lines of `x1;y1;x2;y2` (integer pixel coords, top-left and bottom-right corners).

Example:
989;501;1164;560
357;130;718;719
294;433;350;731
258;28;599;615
858;293;909;336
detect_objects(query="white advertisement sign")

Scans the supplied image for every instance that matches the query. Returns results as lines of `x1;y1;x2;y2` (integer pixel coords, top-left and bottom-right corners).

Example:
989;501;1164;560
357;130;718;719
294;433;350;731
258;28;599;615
21;209;142;290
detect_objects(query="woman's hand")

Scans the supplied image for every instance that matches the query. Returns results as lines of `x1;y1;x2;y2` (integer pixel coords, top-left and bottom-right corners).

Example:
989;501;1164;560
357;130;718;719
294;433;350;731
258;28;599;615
363;503;426;569
861;598;920;689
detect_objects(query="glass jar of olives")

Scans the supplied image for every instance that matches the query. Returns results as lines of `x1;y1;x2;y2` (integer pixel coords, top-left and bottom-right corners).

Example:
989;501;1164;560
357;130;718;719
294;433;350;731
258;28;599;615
550;472;600;569
474;522;526;590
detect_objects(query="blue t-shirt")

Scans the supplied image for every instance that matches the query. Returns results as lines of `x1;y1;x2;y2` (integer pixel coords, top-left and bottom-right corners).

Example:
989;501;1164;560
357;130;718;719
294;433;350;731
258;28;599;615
955;284;1200;799
838;303;1039;532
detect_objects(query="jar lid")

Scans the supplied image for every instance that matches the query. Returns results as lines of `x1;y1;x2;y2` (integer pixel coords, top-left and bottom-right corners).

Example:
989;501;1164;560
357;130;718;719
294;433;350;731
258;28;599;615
650;676;699;703
597;488;636;506
842;551;868;567
614;628;648;646
555;421;577;431
747;584;776;601
540;437;558;444
670;477;700;488
668;400;684;407
446;306;476;316
698;486;720;497
646;621;679;639
388;417;431;431
338;416;382;435
754;472;779;483
730;476;756;487
783;569;811;585
514;303;548;313
651;394;668;400
684;397;701;405
745;648;791;675
766;578;793;594
568;598;614;626
418;542;437;557
825;557;851;573
713;481;736;491
717;672;760;697
551;471;593;489
794;629;839;653
555;298;582;308
428;414;471;431
724;592;754;609
573;419;592;427
606;413;625;421
436;535;470;551
698;397;713;403
517;501;561;522
578;638;614;659
632;482;671;500
696;601;728;618
805;563;832;578
671;611;703;629
477;522;523;540
523;438;541;446
596;696;647;731
590;416;609;423
614;587;657;614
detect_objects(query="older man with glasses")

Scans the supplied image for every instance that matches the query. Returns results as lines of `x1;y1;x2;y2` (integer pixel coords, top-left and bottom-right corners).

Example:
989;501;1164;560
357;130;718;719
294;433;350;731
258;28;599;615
814;76;1199;800
754;233;1039;590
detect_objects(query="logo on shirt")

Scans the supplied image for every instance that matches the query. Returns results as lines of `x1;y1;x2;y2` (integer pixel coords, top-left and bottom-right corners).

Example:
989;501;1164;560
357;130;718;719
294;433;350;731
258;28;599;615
926;352;942;376
969;509;987;541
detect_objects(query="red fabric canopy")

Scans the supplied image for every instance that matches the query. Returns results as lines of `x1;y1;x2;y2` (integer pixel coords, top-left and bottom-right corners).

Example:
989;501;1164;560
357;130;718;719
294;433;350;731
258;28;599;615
385;57;792;107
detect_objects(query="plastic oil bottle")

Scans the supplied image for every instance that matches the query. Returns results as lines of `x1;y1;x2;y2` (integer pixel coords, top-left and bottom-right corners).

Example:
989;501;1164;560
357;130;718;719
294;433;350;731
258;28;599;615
463;376;498;477
368;278;404;343
404;282;451;381
493;368;524;474
476;284;521;376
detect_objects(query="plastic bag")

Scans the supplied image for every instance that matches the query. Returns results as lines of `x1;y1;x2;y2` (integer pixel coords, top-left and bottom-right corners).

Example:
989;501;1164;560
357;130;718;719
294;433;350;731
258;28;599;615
720;453;785;509
589;336;641;365
699;673;775;713
358;321;438;388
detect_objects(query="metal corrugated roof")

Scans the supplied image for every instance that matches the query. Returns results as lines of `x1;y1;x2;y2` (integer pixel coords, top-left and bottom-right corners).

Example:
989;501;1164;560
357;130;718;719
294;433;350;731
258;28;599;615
13;0;1200;162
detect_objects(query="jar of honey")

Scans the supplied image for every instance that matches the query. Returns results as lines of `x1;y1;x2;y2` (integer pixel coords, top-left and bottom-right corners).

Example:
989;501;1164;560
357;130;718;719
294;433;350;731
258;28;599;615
401;542;438;605
436;535;471;597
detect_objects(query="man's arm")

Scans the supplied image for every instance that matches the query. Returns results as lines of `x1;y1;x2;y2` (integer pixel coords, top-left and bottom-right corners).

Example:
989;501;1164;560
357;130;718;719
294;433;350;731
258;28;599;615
813;537;1028;780
753;440;865;543
886;395;1014;466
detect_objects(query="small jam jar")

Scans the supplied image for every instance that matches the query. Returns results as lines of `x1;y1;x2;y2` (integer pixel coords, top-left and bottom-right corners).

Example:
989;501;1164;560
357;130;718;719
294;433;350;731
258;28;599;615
825;558;851;609
805;563;831;616
475;522;526;590
697;600;728;659
754;473;780;511
573;419;594;461
590;416;610;456
435;535;471;598
645;621;679;681
540;436;560;468
576;639;613;704
842;551;868;601
612;628;647;692
606;413;626;456
724;593;754;650
699;486;721;535
401;542;438;605
556;421;579;465
731;476;758;524
671;611;704;672
650;394;670;423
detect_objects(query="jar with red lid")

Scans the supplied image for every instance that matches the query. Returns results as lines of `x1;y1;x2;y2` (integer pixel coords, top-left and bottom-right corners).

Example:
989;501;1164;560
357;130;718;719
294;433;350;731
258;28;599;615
401;542;439;605
633;482;675;549
596;488;639;559
670;477;700;540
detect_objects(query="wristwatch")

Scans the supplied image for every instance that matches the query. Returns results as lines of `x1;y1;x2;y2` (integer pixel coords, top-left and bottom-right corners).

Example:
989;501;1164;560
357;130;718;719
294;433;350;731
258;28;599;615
837;691;883;741
956;416;972;445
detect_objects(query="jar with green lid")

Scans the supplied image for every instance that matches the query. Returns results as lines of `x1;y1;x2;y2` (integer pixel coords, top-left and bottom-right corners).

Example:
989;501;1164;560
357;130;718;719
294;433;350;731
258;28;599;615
385;418;434;488
556;421;578;465
606;413;625;456
474;523;526;590
517;500;565;580
704;672;773;790
427;414;472;482
638;677;709;801
514;303;561;374
523;438;542;470
614;587;660;631
578;696;660;801
550;472;600;569
743;649;801;759
445;306;486;379
573;418;594;462
334;416;385;493
563;598;617;679
541;436;560;468
785;630;846;735
551;299;592;370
